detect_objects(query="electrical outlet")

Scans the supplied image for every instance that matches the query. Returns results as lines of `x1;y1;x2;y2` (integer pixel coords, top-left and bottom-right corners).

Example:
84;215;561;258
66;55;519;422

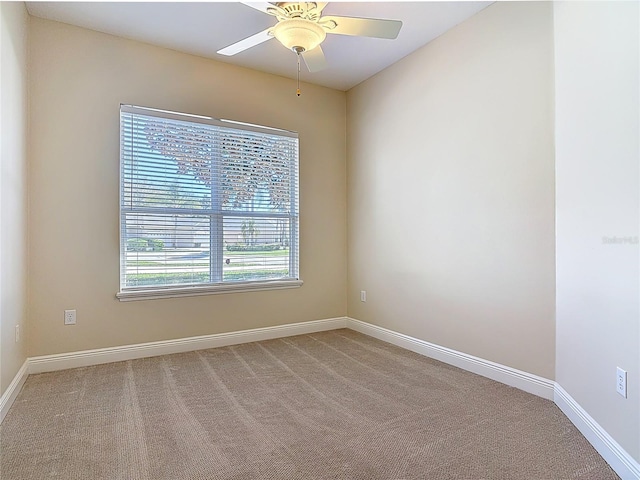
64;309;77;325
616;367;627;398
360;290;366;302
15;325;20;343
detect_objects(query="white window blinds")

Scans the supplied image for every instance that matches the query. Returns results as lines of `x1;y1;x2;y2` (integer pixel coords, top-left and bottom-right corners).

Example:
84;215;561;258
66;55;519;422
119;105;299;296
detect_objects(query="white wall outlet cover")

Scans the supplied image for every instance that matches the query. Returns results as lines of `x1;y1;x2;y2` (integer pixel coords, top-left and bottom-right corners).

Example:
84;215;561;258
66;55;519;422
616;367;627;398
64;309;77;325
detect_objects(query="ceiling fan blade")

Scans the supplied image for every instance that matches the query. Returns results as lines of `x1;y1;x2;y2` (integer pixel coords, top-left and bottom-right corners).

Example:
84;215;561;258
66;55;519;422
240;2;276;15
322;15;402;39
314;3;329;14
217;28;273;56
241;2;288;18
302;45;328;73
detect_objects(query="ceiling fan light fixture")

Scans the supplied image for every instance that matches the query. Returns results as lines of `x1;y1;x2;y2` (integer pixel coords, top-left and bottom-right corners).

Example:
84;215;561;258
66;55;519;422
272;18;326;53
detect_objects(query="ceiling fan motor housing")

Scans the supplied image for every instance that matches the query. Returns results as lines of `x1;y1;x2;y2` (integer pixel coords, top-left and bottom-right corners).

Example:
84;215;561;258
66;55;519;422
276;2;321;21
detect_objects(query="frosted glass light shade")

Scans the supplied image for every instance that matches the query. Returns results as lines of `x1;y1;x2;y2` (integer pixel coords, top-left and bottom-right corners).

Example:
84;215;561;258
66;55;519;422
272;19;326;52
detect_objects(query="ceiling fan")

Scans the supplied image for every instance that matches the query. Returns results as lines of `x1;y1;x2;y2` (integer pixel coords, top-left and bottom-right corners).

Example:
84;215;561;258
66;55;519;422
217;2;403;73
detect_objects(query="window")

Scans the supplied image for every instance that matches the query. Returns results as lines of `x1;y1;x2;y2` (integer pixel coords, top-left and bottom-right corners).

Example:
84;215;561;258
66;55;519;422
117;105;301;301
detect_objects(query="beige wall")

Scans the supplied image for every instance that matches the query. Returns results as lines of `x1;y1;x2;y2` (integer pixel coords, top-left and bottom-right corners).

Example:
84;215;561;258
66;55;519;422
554;1;639;461
0;1;29;395
346;2;556;379
27;17;347;356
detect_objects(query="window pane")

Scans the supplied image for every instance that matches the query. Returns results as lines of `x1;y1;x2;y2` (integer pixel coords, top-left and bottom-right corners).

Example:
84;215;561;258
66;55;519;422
122;114;213;211
218;129;297;215
223;216;290;282
123;213;211;287
120;105;299;292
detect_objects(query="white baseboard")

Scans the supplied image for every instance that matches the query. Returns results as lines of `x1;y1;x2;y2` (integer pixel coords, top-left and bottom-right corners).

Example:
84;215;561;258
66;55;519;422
554;384;640;480
28;317;348;375
346;317;555;400
0;360;29;423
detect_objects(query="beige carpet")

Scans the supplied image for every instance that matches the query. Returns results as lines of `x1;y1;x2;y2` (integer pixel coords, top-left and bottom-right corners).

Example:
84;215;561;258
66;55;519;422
0;329;618;479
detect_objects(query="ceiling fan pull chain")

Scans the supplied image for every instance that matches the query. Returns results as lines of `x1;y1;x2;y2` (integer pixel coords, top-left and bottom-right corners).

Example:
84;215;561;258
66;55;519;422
297;52;301;97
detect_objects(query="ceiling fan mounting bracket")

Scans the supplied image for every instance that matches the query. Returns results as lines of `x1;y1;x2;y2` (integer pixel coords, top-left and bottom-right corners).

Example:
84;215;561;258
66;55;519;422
271;2;321;22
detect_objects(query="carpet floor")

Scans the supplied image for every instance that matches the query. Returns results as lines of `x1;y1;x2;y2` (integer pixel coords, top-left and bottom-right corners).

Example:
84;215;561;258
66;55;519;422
0;329;618;479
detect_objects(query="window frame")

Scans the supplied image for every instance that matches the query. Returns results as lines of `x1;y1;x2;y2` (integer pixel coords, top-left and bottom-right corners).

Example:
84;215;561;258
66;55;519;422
116;105;302;301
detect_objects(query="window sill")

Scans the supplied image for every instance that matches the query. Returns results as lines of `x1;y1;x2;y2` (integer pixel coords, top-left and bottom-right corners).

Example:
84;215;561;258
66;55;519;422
116;279;303;302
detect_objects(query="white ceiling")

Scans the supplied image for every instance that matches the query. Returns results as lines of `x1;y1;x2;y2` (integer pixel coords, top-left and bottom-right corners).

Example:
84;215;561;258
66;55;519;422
26;1;492;91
